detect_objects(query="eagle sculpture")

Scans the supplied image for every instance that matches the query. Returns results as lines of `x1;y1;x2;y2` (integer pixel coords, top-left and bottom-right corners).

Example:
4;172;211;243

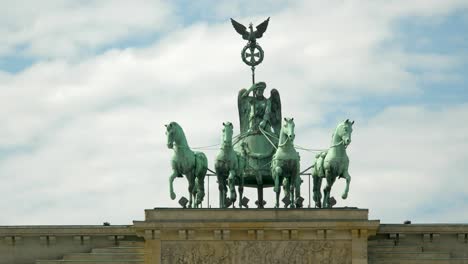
230;17;270;45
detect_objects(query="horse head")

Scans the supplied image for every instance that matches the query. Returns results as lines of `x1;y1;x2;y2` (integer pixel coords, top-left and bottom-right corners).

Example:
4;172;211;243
165;121;185;149
283;117;295;141
335;119;354;147
222;122;234;146
280;117;295;146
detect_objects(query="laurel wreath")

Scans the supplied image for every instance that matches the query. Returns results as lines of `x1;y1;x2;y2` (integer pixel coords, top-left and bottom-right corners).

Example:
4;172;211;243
242;44;264;67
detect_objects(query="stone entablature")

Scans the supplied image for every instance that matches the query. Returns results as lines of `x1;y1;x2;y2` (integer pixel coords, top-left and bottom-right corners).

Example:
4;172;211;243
134;208;380;264
1;212;468;264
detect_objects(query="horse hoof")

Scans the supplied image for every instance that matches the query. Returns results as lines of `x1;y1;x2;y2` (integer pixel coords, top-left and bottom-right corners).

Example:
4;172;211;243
170;192;176;200
342;193;348;199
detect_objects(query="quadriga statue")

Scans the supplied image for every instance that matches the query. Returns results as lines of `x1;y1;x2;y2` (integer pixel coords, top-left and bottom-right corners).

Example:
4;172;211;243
312;119;354;208
165;122;208;208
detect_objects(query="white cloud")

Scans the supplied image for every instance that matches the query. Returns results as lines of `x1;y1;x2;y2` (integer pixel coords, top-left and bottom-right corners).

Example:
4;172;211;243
0;0;173;58
348;104;468;222
0;0;467;224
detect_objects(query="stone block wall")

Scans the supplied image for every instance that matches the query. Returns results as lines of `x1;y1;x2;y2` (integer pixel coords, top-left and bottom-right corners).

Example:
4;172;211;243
0;225;137;264
369;224;468;263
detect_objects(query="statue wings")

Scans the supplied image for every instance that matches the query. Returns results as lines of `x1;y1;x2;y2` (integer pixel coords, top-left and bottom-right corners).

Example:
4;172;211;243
238;88;250;134
269;89;282;136
230;17;270;41
237;87;282;136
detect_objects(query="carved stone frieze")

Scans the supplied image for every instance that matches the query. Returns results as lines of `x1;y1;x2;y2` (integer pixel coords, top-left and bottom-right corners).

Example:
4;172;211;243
161;240;351;264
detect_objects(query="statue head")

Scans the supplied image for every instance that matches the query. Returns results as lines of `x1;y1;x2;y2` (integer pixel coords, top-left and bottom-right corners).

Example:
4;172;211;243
222;122;234;145
254;82;266;98
336;119;354;146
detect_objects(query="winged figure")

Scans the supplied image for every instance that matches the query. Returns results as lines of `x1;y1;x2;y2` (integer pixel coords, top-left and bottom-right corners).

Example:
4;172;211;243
231;17;270;45
237;82;281;136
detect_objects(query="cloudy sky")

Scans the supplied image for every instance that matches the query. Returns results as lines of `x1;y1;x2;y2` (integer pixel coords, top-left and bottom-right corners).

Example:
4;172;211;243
0;0;467;225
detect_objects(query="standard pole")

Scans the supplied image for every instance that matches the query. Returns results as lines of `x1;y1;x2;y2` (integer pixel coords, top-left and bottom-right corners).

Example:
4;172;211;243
251;66;255;85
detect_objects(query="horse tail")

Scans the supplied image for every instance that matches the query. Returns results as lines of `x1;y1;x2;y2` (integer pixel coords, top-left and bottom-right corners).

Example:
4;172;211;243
195;152;208;178
313;150;327;178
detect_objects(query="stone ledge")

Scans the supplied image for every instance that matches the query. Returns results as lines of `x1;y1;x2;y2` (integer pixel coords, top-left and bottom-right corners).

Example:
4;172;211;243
0;225;134;236
144;207;369;222
378;224;468;234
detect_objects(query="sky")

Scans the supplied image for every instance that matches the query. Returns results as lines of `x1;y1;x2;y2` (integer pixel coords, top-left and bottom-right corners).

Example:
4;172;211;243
0;0;467;225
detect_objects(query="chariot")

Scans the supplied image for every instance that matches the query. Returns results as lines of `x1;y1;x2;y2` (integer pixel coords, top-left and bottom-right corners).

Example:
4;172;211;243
231;82;283;208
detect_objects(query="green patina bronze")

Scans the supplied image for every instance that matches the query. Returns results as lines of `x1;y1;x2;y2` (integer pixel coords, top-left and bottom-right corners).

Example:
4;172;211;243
271;118;301;208
231;17;269;84
165;122;208;208
163;17;356;209
234;82;282;208
312;119;354;208
215;122;246;208
237;82;281;135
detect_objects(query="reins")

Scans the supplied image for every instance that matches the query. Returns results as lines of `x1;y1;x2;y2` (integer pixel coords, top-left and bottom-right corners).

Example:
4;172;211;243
259;127;278;150
277;135;290;148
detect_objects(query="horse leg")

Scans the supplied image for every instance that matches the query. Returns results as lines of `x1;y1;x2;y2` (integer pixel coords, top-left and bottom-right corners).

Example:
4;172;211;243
196;175;205;208
216;171;226;208
283;177;290;208
273;166;282;193
294;174;302;208
272;165;281;208
228;170;237;207
169;171;180;200
293;160;302;208
323;170;336;208
223;179;228;207
187;176;195;208
238;174;244;208
290;177;295;209
215;163;227;208
193;178;199;208
323;170;330;208
273;168;281;209
341;171;351;199
275;180;281;209
312;175;323;208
